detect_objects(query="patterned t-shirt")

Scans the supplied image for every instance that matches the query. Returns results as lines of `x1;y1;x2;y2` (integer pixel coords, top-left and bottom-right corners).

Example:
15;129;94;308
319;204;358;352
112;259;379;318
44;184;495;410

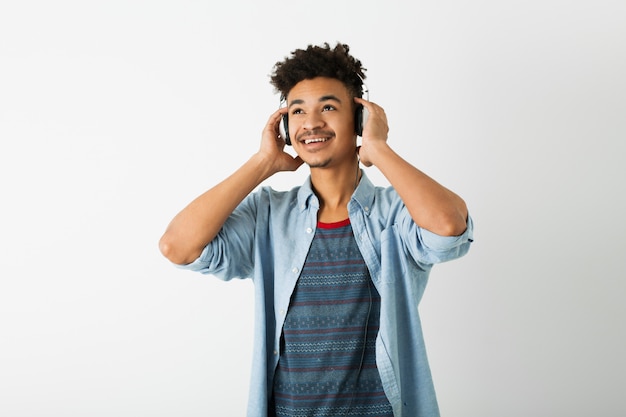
270;219;393;417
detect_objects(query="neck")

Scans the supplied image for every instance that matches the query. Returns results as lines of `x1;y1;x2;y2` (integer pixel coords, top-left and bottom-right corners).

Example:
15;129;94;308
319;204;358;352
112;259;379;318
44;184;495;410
310;159;361;223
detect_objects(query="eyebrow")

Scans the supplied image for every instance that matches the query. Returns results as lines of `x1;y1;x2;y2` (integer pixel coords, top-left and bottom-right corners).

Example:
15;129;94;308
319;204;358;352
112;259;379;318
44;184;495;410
288;94;342;109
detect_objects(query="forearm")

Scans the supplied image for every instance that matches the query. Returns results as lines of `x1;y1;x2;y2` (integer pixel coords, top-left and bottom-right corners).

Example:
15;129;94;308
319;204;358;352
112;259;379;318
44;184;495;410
159;153;274;265
372;144;468;236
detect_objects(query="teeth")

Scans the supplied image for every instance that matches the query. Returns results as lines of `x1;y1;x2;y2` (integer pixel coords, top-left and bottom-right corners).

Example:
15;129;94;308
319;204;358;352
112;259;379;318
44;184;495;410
304;138;327;145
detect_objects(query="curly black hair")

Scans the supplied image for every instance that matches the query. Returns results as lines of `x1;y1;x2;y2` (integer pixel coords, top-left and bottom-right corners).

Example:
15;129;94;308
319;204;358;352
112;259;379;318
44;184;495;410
270;42;367;100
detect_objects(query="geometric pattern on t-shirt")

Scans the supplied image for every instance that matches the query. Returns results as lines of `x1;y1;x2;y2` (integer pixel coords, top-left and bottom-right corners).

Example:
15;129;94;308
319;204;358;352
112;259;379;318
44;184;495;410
271;219;393;417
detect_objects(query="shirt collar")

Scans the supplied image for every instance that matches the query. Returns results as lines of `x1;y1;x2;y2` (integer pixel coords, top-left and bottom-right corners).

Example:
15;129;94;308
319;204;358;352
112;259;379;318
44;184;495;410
296;176;319;212
296;170;375;214
351;170;376;215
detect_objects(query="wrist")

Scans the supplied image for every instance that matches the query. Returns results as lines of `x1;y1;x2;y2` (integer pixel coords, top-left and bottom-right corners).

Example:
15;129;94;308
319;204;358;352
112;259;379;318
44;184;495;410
361;140;393;167
248;152;278;182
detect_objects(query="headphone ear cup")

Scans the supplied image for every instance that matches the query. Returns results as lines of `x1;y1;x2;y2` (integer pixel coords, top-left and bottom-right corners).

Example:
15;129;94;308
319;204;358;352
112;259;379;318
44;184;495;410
355;105;364;136
280;114;291;146
355;106;362;136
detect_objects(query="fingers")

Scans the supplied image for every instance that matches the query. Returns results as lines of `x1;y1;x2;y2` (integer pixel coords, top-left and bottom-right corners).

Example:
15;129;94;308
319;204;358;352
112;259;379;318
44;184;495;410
265;108;287;133
354;97;389;139
354;97;387;123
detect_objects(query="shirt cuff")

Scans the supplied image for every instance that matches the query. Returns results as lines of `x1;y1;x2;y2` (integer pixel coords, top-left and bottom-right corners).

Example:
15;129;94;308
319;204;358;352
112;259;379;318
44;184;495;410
420;215;474;251
174;244;211;272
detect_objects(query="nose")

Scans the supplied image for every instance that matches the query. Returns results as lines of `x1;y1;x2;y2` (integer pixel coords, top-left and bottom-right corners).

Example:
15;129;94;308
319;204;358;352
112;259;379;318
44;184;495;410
302;112;325;131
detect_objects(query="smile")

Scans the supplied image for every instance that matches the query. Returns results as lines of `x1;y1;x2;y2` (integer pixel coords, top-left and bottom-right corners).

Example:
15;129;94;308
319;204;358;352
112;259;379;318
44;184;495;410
303;138;329;145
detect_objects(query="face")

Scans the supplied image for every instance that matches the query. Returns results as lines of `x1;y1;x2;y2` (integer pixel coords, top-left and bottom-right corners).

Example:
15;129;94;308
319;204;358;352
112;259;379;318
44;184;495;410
285;77;357;169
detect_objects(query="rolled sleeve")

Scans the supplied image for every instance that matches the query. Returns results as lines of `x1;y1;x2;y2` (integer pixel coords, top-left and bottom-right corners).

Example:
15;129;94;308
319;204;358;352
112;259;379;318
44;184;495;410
175;243;214;273
409;214;474;265
175;194;260;280
420;215;474;251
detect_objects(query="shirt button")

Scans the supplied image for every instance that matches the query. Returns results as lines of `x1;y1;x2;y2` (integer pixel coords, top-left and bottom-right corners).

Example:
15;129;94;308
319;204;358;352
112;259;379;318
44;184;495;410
364;206;369;212
306;227;313;234
273;350;278;356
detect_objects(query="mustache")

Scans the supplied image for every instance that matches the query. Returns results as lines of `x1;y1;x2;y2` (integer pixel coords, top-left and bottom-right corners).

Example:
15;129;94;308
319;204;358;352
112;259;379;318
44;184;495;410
296;130;335;142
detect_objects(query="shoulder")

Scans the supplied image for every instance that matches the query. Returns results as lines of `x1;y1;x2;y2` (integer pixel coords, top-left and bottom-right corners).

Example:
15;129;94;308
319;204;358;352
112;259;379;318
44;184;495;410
254;184;301;202
238;185;304;214
367;184;405;213
354;173;400;208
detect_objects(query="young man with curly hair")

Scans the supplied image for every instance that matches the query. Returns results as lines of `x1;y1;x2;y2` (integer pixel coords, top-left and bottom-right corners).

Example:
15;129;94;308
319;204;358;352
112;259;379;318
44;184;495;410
159;42;474;417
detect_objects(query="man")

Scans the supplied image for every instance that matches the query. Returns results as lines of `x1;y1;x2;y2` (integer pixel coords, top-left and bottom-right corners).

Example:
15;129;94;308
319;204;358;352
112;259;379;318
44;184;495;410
159;42;474;417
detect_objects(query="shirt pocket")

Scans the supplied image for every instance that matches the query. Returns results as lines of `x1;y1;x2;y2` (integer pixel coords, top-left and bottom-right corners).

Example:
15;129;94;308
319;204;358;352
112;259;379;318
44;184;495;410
379;226;410;283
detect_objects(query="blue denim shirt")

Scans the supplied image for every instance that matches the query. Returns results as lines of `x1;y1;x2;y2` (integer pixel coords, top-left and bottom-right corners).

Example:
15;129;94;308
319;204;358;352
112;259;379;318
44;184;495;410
179;171;474;417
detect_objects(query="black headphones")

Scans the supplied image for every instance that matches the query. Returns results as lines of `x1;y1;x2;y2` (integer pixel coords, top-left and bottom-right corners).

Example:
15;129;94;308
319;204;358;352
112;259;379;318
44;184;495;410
279;82;369;146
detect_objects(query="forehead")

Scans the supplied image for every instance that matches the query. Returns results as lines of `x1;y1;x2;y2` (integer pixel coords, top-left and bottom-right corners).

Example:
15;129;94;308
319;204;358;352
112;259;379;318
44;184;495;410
287;77;351;104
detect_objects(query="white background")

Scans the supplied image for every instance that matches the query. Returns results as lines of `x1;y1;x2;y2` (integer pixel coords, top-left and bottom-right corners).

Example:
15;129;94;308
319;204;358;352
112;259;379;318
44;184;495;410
1;1;625;416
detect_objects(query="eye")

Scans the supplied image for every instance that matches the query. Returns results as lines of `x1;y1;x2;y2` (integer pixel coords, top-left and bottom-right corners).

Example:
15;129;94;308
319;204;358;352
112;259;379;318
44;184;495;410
322;104;336;112
291;108;304;115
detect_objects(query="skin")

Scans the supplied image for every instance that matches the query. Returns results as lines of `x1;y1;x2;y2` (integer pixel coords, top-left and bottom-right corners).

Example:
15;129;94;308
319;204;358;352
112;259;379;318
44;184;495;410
159;76;468;265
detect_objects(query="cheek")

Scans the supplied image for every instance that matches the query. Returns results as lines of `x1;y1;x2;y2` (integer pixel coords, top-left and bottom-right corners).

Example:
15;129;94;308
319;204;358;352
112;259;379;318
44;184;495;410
330;113;356;134
337;118;357;138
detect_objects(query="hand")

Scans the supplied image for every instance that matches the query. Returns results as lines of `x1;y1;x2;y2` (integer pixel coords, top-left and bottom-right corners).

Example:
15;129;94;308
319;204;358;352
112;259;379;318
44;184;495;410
258;108;304;174
354;97;390;167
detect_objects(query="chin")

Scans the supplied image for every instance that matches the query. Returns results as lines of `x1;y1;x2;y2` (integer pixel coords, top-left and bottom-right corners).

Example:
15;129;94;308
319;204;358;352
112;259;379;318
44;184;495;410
306;160;332;169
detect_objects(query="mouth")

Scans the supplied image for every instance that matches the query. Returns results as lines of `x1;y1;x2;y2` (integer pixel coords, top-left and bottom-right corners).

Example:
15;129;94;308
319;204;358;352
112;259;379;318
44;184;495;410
302;137;329;145
298;131;334;146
